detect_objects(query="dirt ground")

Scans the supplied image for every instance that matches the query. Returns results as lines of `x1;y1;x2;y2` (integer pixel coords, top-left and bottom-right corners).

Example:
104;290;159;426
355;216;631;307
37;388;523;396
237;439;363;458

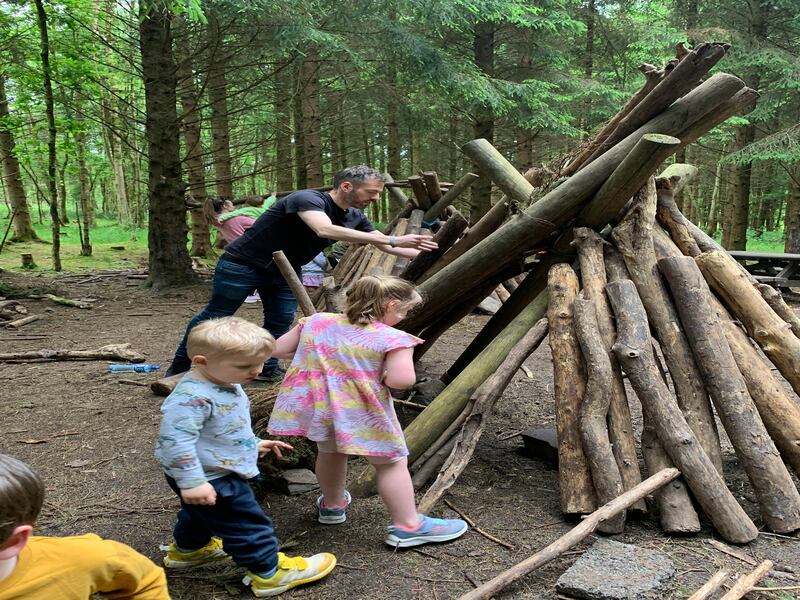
1;268;799;600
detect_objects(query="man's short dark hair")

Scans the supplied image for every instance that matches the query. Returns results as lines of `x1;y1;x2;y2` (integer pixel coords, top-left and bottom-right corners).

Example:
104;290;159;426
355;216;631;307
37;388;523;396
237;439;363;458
332;166;387;189
0;454;44;544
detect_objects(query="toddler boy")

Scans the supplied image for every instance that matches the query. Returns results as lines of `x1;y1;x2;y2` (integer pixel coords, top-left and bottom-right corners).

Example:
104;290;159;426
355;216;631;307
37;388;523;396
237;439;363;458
155;316;335;597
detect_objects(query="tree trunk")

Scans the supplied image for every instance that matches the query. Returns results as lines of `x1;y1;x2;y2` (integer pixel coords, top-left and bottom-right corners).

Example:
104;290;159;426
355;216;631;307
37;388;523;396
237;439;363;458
470;20;494;223
75;132;92;256
660;256;800;533
139;1;195;289
547;264;596;515
300;45;323;188
727;124;755;250
273;63;294;192
611;178;722;472
34;0;61;271
386;69;402;218
785;169;800;253
606;279;758;544
0;73;38;241
207;12;233;199
573;295;624;532
572;228;645;511
175;21;211;257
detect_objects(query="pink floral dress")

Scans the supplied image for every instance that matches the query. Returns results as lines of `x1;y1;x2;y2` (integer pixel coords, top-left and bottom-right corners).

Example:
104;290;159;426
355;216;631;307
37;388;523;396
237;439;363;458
268;313;423;458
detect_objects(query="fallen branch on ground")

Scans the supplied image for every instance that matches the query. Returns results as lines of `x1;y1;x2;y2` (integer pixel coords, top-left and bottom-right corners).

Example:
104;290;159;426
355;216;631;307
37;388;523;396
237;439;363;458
0;343;145;363
456;468;680;600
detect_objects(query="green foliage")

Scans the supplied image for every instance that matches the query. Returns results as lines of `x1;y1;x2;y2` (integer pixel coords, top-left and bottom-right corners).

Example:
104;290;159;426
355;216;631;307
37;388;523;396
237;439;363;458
723;124;800;165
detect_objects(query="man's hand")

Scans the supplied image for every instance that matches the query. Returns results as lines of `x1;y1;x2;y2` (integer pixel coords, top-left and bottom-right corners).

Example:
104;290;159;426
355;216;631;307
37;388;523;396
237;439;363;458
394;234;438;251
181;483;217;506
258;439;294;459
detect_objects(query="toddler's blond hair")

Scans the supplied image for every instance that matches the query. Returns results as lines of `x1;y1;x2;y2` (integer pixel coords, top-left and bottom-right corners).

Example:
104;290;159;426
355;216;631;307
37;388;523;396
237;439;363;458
187;316;275;359
345;275;422;325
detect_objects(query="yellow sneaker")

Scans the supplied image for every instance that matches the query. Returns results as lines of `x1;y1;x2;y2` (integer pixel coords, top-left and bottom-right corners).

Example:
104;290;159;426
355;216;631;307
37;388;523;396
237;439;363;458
161;537;230;568
243;551;336;597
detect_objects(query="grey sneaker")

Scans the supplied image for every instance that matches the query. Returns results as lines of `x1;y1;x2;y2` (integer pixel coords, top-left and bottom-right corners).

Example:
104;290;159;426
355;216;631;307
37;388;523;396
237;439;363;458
385;514;468;548
316;490;351;524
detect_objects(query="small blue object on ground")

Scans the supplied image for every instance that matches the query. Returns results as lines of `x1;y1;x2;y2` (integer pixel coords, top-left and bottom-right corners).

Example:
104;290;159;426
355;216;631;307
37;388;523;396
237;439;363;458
108;364;161;373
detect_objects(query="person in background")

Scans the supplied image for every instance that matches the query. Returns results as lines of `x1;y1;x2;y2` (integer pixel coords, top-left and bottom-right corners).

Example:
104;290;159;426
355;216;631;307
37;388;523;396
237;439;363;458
300;252;329;295
204;197;261;304
165;166;437;382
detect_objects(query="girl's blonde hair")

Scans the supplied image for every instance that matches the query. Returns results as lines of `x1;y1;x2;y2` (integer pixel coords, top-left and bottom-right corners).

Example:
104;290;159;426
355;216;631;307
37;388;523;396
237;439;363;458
345;275;422;325
187;316;276;359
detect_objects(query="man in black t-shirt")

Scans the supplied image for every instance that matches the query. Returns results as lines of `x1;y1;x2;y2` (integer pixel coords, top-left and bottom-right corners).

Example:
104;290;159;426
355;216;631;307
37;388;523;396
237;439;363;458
166;165;437;380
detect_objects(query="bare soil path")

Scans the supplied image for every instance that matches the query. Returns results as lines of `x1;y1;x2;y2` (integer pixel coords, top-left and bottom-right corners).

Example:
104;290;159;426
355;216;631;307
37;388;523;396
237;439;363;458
1;269;798;599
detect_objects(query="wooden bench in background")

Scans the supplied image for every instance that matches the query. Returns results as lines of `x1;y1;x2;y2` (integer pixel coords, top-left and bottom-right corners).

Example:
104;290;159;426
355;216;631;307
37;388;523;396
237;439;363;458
728;251;800;290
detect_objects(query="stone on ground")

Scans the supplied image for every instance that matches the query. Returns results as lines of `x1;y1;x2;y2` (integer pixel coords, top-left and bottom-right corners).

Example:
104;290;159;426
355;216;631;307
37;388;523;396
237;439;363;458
556;538;675;600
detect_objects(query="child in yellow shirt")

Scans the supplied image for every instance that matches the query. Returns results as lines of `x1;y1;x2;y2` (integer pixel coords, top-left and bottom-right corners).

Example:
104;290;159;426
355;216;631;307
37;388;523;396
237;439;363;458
0;453;169;600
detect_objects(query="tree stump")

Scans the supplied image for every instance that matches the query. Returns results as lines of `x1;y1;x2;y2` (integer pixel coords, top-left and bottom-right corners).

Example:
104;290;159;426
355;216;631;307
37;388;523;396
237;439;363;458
21;254;36;269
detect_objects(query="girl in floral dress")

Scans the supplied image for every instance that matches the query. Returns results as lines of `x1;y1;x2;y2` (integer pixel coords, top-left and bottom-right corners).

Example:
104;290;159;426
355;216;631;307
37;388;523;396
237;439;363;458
267;275;468;548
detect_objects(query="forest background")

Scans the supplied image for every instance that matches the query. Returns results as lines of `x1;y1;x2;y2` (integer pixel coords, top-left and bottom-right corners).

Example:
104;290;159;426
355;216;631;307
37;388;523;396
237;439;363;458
0;0;798;288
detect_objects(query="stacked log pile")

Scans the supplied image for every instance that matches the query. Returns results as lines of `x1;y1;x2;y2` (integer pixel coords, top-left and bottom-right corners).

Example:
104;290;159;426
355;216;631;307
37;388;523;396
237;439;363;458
344;42;768;507
548;169;800;544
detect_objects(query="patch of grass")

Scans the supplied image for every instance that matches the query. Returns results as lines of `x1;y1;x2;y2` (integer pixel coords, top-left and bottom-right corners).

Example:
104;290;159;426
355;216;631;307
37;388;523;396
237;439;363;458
0;218;149;273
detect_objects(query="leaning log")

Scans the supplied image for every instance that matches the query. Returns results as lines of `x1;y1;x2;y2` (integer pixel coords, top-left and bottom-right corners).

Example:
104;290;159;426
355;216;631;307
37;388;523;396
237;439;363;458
695;250;800;398
578;43;729;169
400;209;468;282
414;72;745;336
350;289;550;497
659;256;800;533
547;264;595;515
423;172;479;222
757;283;800;339
562;63;664;176
573;296;624;532
456;468;682;600
272;251;316;317
606;279;758;543
604;243;701;533
573;228;644;511
659;190;800;339
611;177;722;472
440;134;685;384
417;321;549;514
653;228;800;478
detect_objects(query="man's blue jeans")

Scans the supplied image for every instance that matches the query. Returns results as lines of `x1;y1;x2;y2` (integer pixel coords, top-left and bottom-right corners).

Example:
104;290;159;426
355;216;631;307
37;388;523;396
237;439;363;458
172;257;298;372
